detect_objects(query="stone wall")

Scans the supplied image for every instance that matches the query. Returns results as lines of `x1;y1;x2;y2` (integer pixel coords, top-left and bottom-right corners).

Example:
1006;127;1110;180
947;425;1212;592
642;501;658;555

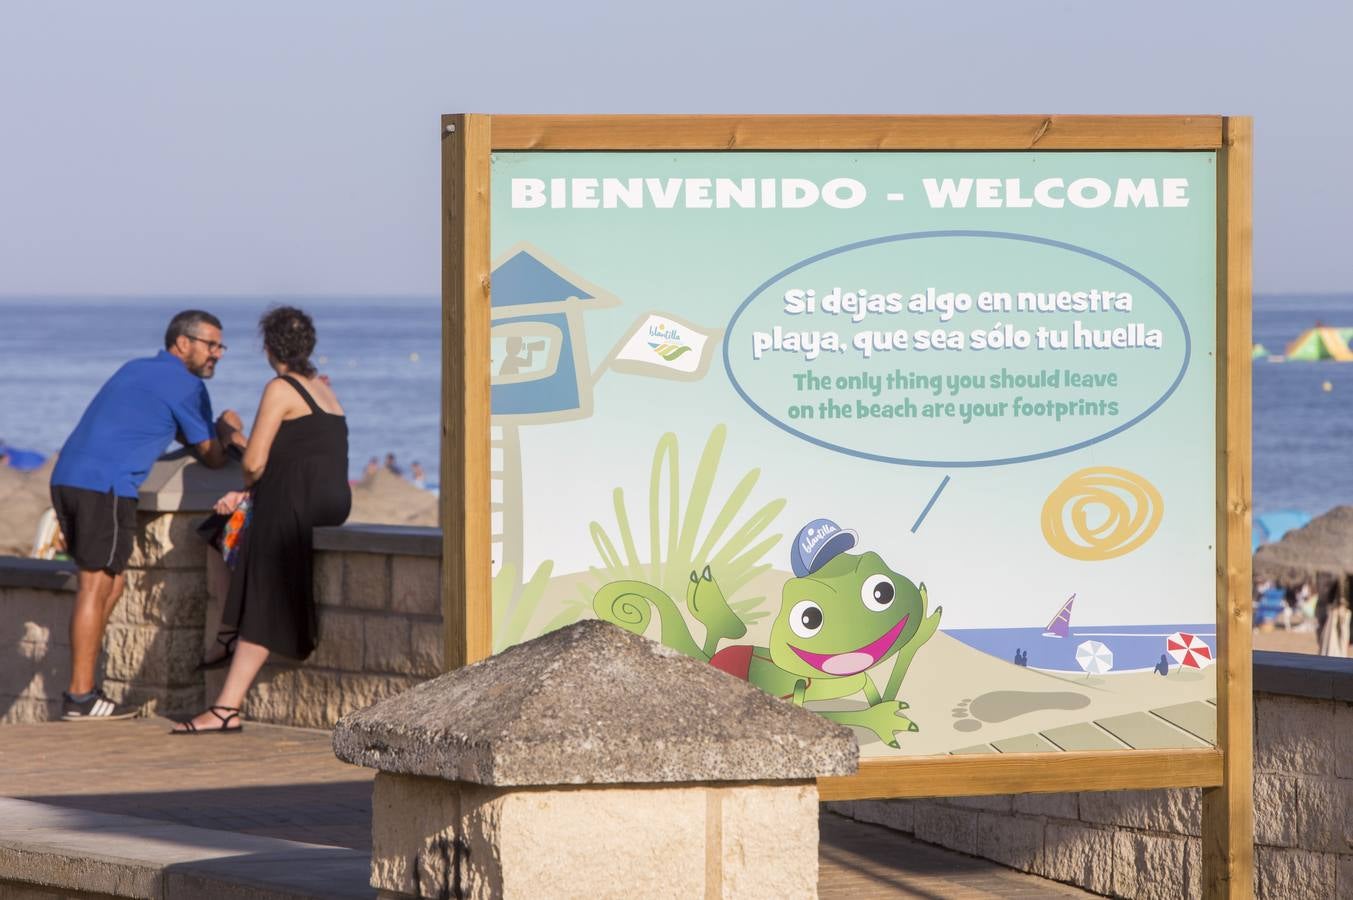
208;525;444;729
0;509;211;723
107;511;212;716
1;515;443;728
0;561;75;723
0;455;245;722
829;652;1353;899
831;785;1206;898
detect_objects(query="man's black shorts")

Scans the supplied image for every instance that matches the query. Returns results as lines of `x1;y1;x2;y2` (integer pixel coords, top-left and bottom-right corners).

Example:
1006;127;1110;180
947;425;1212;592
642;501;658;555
50;485;137;575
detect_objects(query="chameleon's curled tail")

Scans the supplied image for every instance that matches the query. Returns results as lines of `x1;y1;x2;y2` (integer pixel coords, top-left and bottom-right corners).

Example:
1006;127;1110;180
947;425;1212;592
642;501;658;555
593;580;707;661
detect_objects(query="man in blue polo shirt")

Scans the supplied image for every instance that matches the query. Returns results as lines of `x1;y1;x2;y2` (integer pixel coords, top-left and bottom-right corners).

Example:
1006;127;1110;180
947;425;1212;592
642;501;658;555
51;310;243;721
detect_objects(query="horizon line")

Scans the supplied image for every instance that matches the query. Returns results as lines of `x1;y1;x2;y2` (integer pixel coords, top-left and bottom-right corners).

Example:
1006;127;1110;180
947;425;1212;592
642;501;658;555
0;293;440;302
0;290;1349;301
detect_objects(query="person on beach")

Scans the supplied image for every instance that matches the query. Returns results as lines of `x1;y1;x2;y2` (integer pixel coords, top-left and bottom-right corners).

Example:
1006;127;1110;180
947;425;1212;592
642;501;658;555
51;310;242;721
173;306;350;734
410;460;426;489
1297;582;1317;629
1316;575;1352;657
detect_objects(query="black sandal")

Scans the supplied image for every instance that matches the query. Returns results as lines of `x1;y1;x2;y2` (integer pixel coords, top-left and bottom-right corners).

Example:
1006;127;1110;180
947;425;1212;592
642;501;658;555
195;630;238;671
169;705;242;735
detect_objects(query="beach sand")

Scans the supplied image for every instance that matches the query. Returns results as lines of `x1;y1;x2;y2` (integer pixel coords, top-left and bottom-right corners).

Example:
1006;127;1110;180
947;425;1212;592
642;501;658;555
346;468;438;527
0;459;56;557
1252;626;1320;655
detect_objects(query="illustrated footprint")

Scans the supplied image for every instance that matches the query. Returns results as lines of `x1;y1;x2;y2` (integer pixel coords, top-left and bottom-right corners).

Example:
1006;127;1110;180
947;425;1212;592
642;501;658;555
952;698;981;732
952;691;1090;733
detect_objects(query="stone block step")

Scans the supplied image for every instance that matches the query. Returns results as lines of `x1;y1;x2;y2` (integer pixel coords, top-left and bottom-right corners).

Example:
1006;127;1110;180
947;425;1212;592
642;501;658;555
0;797;371;899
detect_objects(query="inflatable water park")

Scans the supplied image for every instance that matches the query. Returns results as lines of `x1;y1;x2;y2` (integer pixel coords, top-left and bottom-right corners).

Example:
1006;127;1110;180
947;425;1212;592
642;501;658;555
1254;325;1353;361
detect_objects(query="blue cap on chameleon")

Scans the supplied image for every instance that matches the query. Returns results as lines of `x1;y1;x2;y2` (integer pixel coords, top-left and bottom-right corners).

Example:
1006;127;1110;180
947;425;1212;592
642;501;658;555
791;518;857;577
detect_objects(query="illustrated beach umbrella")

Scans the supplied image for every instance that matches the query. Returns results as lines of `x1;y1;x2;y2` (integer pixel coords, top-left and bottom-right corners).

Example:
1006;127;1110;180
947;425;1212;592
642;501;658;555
1075;640;1114;675
1165;632;1214;670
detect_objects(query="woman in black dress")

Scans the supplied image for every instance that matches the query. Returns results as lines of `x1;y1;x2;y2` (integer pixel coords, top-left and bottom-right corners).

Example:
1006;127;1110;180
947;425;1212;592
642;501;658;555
173;306;350;734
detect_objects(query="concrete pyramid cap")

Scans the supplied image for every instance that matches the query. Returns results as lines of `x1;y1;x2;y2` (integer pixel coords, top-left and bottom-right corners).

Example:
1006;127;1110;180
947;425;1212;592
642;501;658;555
332;619;859;786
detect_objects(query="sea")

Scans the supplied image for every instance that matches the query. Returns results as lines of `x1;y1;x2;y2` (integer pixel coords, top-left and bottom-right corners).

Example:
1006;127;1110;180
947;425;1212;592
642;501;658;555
1252;293;1353;517
944;623;1218;673
0;297;442;488
0;293;1348;671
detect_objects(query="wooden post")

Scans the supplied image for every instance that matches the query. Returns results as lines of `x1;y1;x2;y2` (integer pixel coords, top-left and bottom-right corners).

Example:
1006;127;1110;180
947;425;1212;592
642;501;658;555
1202;115;1254;899
440;114;493;671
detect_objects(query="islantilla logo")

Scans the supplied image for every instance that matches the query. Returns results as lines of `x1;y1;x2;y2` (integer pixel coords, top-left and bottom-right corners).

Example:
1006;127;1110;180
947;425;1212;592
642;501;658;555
789;518;857;577
799;522;836;556
647;322;692;362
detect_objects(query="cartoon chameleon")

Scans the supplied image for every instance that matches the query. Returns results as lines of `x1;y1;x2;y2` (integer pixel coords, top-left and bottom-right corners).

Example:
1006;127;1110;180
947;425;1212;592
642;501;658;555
593;519;942;747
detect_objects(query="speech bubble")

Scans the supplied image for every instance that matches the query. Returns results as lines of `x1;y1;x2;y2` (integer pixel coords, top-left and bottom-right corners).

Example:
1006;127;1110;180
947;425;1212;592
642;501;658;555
722;231;1193;468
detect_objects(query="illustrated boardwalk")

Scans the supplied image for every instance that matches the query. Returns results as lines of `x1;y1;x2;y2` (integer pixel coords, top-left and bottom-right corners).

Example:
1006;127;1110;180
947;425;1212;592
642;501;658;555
954;699;1216;754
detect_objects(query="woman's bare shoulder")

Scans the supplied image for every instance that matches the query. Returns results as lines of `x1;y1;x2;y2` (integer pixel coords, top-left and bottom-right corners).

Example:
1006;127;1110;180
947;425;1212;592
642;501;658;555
305;374;345;415
260;377;306;415
261;376;299;400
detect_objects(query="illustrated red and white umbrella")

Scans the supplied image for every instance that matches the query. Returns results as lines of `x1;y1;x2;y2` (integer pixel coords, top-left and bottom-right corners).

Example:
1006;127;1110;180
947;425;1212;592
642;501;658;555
1166;632;1214;669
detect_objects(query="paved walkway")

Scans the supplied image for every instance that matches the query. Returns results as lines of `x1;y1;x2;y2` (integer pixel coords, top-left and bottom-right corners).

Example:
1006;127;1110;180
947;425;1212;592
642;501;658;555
0;719;1097;898
2;718;372;849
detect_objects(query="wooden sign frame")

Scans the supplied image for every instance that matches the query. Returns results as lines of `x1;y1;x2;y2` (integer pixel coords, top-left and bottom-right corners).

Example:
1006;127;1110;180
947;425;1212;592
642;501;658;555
441;115;1253;896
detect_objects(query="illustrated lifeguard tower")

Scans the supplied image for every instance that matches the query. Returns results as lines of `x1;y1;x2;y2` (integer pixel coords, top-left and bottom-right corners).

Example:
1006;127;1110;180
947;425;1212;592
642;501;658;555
489;245;619;578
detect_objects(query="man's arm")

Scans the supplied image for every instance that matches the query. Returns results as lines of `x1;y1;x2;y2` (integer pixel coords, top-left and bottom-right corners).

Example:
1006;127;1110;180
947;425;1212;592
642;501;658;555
193;410;246;469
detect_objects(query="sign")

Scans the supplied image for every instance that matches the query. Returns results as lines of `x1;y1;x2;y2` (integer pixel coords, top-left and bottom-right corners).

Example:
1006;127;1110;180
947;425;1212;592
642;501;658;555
489;145;1219;760
440;118;1252;873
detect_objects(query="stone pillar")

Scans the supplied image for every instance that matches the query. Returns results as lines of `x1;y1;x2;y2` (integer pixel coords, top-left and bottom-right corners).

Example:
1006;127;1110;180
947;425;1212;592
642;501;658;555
100;454;244;717
334;620;859;899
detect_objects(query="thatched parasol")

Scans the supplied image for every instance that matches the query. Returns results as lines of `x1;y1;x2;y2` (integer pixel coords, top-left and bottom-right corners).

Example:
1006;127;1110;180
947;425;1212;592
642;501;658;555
1253;506;1353;589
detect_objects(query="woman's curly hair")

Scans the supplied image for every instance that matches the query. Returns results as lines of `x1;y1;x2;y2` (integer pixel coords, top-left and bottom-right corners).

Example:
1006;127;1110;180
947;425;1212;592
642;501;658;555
259;306;317;377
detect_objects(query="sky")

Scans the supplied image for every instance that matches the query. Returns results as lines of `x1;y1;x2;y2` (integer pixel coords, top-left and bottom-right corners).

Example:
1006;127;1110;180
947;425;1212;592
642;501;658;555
0;1;1349;297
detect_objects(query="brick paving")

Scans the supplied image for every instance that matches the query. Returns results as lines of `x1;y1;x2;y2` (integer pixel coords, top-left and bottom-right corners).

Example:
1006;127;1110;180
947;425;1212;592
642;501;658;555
0;719;1098;897
0;718;374;849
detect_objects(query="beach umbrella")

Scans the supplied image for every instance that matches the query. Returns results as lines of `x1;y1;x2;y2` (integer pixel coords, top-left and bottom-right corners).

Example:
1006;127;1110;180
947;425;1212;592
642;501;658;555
1075;640;1114;675
1165;632;1213;669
